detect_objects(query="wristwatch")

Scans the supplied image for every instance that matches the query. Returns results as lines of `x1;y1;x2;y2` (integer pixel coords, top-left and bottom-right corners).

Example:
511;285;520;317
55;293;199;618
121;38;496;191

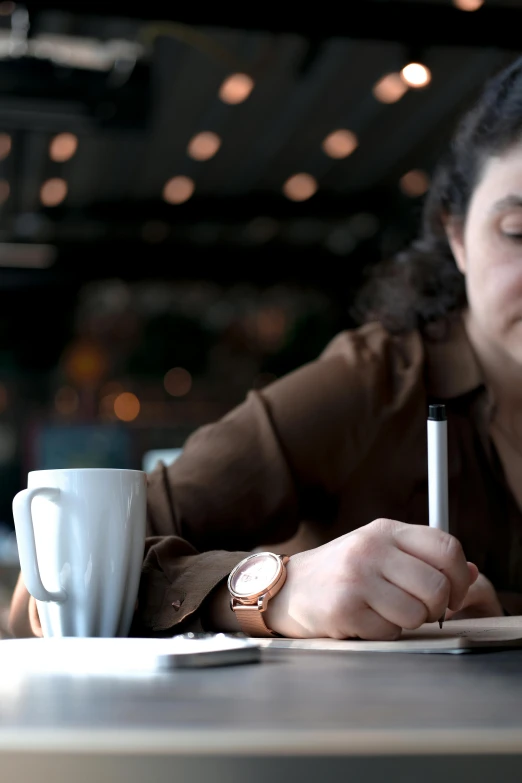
228;552;290;637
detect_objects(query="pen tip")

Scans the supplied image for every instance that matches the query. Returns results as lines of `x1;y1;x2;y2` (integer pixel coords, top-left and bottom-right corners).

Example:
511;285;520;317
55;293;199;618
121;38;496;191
439;620;443;629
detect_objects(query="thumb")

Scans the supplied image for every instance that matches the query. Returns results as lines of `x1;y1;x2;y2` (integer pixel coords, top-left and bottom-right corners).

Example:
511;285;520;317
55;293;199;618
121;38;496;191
467;561;479;585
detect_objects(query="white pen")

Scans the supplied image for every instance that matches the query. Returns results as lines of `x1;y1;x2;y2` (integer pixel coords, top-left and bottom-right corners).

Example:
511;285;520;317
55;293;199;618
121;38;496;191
427;404;449;629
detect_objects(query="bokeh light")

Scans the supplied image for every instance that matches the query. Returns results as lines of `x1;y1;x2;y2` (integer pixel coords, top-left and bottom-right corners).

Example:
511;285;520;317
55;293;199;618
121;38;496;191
0;179;10;205
254;308;287;351
162;176;195;205
114;392;140;422
219;73;255;104
0;133;11;161
325;226;357;256
282;173;318;202
63;340;107;386
142;220;170;243
49;132;78;162
40;178;68;207
100;393;118;419
322;129;358;159
245;216;279;244
400;169;430;197
54;386;79;416
373;73;408;104
452;0;484;9
164;367;192;397
187;131;221;162
401;63;431;88
348;212;380;239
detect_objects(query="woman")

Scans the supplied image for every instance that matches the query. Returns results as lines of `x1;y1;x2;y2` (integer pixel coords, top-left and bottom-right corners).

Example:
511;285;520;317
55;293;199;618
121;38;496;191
10;55;522;641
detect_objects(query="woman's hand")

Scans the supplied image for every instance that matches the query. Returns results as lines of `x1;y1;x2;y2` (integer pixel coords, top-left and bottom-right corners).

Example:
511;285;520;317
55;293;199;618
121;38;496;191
8;572;43;638
445;572;503;620
264;518;478;640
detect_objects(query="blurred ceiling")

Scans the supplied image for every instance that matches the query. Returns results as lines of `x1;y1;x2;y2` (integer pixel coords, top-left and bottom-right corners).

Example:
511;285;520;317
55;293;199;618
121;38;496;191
0;0;518;287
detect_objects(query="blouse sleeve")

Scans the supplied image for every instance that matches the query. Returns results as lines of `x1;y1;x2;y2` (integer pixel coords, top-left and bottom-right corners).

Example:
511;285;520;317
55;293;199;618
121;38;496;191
137;322;423;635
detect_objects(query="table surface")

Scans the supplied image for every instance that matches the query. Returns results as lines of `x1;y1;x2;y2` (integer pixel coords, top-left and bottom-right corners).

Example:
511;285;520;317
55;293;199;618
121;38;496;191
2;646;522;781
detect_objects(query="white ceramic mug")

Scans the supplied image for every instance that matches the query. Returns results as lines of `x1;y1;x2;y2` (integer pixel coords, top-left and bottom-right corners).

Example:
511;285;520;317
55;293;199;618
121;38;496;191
12;468;147;638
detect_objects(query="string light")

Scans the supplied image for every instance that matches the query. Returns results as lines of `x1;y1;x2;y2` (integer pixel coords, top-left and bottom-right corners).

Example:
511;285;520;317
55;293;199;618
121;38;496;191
63;340;107;386
164;367;192;397
114;392;140;422
283;173;318;202
322;129;358;159
400;169;430;197
49;132;78;162
40;178;67;206
162;176;195;205
0;133;11;161
401;63;431;88
219;73;255;104
187;131;221;161
373;73;408;104
452;0;484;10
100;393;118;419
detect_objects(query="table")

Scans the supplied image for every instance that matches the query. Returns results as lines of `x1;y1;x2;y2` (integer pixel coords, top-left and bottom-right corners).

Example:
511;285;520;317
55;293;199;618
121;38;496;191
1;646;522;782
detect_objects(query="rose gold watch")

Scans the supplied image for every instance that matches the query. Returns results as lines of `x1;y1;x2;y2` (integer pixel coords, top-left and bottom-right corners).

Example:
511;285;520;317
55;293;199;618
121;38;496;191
228;552;289;637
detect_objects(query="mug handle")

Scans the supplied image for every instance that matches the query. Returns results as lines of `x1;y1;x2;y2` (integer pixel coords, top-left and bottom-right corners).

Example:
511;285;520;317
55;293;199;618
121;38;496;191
12;487;67;603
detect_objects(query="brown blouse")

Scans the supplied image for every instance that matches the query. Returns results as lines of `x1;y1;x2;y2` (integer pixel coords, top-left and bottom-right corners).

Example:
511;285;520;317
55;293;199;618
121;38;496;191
136;317;522;636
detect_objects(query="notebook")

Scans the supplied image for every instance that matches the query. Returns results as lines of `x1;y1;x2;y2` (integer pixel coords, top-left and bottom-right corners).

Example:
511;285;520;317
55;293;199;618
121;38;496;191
256;616;522;655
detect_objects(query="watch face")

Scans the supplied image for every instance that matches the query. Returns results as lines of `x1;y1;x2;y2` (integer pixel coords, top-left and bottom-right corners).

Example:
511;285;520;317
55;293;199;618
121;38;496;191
230;553;280;598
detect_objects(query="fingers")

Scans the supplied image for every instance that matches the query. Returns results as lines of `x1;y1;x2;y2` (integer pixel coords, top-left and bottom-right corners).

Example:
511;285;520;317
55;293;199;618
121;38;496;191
391;522;472;611
348;605;402;642
367;576;430;630
446;573;504;621
467;562;479;585
380;548;450;623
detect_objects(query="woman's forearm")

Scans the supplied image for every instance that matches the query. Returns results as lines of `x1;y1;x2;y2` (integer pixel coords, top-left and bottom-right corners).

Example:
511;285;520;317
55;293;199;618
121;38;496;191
200;580;241;633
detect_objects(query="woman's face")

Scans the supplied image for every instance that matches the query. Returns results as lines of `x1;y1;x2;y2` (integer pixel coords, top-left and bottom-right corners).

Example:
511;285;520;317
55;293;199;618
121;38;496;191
449;143;522;365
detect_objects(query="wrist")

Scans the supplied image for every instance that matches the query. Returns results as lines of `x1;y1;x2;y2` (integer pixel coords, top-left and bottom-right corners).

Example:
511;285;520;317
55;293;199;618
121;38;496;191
263;555;295;637
201;579;241;633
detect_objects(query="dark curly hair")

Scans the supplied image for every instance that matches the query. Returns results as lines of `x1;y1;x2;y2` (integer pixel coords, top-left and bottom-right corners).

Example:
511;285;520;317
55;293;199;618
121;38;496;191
354;55;522;335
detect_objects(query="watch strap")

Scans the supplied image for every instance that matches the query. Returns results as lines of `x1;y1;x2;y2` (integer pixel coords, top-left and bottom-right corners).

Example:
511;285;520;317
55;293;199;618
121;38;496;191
233;604;280;637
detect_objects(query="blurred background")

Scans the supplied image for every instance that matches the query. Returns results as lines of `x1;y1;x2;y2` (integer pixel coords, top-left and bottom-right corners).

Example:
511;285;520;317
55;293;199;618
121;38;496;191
0;0;519;630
